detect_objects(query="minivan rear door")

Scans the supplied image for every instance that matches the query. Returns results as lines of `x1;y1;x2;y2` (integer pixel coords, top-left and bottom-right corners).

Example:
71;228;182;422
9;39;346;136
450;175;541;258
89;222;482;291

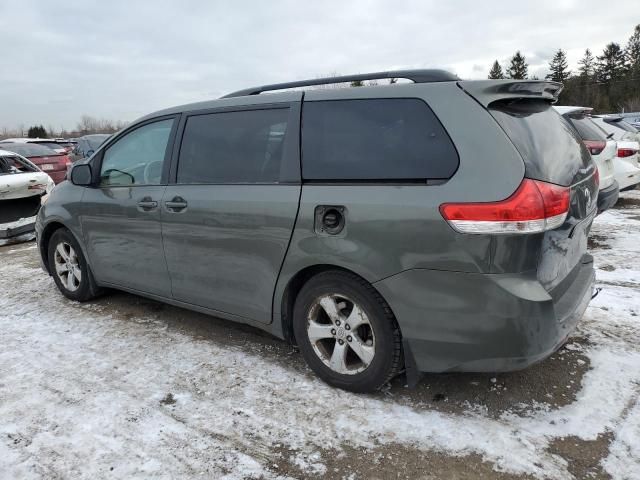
161;97;302;323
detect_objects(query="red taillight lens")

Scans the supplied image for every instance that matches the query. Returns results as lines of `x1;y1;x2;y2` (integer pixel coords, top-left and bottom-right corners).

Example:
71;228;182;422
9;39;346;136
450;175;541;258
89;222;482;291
60;155;71;167
439;179;570;234
583;140;606;155
618;148;638;158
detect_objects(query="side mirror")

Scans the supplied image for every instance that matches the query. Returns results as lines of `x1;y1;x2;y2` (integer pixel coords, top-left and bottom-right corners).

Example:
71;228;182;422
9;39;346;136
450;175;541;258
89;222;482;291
70;164;93;186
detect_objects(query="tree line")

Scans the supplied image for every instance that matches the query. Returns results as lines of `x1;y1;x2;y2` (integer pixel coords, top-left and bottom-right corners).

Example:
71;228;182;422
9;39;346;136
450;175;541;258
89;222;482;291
488;24;640;112
0;115;127;140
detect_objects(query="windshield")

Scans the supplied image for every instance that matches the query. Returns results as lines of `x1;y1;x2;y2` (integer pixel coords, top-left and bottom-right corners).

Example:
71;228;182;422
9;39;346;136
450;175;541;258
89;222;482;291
489;100;591;186
567;115;608;141
0;155;39;175
85;135;110;149
0;143;59;157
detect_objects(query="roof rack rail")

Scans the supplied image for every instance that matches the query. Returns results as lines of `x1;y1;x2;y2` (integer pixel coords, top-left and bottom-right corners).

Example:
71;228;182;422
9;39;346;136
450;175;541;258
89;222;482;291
220;69;459;98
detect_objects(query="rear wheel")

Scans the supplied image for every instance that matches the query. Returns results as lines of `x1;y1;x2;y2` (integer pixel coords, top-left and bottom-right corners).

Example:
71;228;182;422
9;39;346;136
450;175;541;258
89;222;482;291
293;271;402;392
48;228;101;302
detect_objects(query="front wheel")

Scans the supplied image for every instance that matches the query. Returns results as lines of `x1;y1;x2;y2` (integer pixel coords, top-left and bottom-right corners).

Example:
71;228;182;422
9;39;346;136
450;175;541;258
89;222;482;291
293;271;402;392
48;228;101;302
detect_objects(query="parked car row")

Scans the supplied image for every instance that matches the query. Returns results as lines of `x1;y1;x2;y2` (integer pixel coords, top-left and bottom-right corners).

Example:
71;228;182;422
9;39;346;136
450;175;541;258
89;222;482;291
0;134;111;184
554;106;640;209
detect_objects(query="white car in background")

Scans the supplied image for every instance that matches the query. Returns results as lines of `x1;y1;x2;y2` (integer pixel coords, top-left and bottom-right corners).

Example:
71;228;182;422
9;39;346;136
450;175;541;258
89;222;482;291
591;116;640;191
554;106;619;212
0;149;55;239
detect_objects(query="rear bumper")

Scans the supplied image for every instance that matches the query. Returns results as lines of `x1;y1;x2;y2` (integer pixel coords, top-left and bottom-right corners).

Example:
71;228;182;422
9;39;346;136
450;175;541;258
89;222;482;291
373;255;595;373
597;181;619;213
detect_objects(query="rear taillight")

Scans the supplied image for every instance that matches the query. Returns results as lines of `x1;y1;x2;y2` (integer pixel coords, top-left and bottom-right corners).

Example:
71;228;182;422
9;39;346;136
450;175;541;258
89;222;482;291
61;155;72;167
583;140;606;155
439;179;570;234
618;148;638;158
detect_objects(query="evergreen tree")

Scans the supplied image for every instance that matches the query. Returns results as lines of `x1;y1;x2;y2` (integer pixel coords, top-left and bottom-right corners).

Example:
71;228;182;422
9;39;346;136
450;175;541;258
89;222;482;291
546;49;571;82
578;49;595;78
27;125;47;138
488;60;505;79
506;51;528;79
625;24;640;73
596;43;627;82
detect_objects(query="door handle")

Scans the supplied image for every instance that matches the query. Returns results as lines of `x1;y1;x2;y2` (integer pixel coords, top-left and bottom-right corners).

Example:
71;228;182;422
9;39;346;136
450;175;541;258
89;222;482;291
137;198;158;211
165;196;188;212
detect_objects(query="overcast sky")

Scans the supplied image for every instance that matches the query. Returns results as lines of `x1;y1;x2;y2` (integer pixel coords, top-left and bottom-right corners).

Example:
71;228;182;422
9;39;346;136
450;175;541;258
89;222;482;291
1;0;638;132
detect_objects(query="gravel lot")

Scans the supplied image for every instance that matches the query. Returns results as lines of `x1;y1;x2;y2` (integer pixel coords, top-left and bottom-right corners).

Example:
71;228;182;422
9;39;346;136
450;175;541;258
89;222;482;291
1;190;639;480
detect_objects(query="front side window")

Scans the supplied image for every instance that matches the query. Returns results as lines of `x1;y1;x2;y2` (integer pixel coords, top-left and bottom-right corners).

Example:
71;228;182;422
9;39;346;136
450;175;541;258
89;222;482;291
302;98;459;181
177;108;289;184
99;119;174;187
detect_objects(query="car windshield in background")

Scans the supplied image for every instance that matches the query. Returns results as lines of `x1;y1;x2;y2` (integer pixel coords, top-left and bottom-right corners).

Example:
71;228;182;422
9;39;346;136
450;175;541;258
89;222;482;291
86;135;110;150
568;115;608;141
615;120;639;133
0;143;59;157
32;141;63;150
0;155;38;175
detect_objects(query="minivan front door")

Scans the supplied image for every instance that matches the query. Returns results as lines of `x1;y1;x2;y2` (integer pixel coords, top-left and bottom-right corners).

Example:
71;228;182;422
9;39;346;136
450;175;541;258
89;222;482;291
81;117;177;297
161;103;301;323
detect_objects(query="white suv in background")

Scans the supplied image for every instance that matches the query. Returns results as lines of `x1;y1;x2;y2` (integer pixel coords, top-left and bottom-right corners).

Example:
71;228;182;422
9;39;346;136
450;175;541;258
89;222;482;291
554;106;619;212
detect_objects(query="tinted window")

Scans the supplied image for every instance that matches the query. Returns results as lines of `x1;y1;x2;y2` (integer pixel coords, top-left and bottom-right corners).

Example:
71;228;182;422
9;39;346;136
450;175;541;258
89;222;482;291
567;115;607;141
100;119;173;187
490;101;592;186
177;108;289;184
302;99;458;180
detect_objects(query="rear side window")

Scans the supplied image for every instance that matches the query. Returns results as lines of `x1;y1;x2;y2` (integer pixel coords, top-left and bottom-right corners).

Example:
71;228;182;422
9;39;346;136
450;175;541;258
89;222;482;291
177;108;289;184
489;101;591;186
302;99;458;181
567;115;607;141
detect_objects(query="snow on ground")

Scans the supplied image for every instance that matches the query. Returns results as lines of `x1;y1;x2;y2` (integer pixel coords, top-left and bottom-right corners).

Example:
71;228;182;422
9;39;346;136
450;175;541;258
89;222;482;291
1;191;640;479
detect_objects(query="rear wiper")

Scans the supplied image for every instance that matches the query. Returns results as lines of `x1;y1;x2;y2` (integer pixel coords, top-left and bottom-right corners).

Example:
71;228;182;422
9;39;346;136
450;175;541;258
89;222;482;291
607;132;615;139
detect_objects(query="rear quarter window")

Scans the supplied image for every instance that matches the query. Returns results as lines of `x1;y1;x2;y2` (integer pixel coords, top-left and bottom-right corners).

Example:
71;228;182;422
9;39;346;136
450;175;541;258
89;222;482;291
302;98;459;181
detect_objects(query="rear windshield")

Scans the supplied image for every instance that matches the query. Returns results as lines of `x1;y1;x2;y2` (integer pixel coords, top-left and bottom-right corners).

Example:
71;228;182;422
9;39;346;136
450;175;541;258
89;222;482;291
0;143;59;157
0;155;38;175
302;98;459;181
32;141;63;150
489;100;592;186
607;120;639;133
567;115;608;141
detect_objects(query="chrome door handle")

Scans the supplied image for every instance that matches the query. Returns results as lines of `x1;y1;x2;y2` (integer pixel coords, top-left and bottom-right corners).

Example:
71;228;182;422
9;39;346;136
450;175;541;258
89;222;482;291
137;199;158;211
165;197;188;212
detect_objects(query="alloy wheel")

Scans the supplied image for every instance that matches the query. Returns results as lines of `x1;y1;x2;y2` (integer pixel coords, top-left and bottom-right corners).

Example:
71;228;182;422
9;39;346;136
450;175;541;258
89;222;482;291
306;294;376;375
53;242;82;292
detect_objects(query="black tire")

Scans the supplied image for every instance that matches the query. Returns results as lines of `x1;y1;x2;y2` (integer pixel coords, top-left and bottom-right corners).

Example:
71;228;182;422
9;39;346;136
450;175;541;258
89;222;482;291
47;228;102;302
293;270;402;393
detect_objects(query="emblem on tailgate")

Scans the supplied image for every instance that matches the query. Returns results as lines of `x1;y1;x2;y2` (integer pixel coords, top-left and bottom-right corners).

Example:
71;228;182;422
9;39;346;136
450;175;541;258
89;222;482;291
583;186;592;210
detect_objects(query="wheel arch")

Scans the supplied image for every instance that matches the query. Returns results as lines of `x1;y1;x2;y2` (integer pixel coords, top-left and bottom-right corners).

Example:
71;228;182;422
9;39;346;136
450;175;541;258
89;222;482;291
278;264;399;346
40;221;88;275
39;221;68;274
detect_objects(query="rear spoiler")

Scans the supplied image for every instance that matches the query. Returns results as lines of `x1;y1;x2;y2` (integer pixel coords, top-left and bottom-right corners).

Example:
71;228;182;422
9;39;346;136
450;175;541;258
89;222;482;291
457;80;563;107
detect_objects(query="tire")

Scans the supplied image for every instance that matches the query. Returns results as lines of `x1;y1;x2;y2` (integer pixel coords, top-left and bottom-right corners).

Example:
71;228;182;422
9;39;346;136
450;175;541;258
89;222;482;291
293;270;402;393
47;228;101;302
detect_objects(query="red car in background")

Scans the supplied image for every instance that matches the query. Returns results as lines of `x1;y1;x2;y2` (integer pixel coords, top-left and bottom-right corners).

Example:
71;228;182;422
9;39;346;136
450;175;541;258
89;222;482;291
0;143;71;184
